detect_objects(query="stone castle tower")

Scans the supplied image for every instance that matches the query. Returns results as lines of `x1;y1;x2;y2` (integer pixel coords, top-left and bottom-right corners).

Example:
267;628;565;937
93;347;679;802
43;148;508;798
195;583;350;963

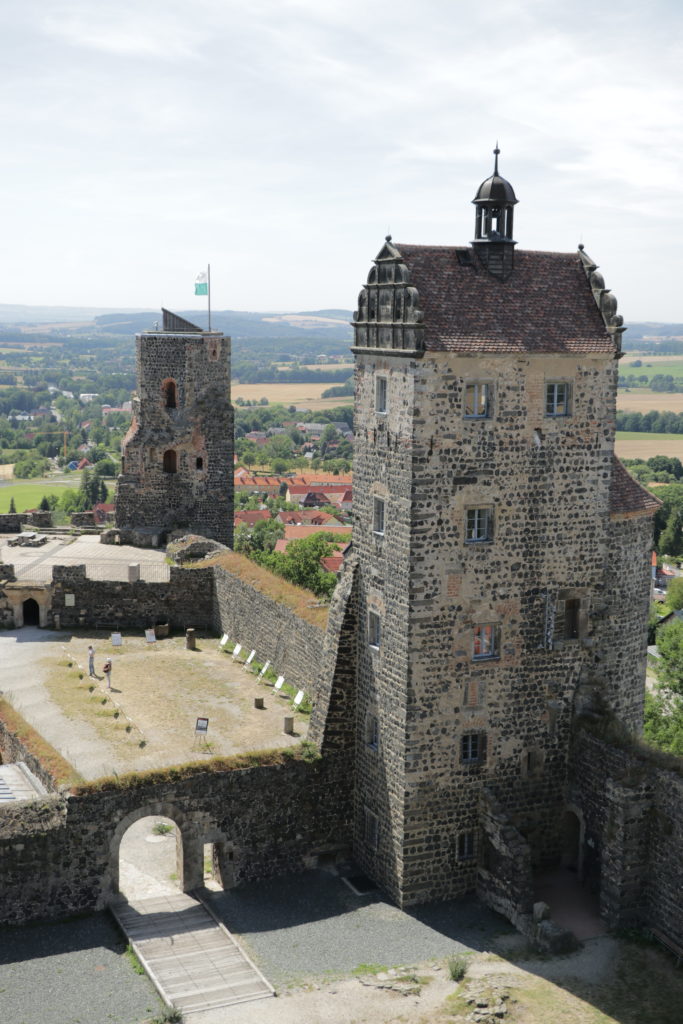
115;308;233;545
349;151;659;906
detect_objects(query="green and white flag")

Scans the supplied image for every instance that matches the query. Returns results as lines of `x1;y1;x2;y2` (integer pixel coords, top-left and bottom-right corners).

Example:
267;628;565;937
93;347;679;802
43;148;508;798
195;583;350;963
194;271;208;295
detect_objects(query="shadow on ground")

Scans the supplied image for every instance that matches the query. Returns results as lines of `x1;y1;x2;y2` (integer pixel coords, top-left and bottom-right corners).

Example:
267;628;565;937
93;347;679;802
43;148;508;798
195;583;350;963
202;868;513;983
0;912;164;1024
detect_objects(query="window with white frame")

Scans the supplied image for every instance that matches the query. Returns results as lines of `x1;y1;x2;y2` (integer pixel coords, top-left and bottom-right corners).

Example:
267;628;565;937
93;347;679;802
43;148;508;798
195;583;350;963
364;808;379;850
461;731;486;764
464;382;491;419
472;623;499;660
465;507;492;543
368;611;381;648
545;381;571;417
373;497;385;536
365;713;379;750
375;376;388;414
457;831;476;860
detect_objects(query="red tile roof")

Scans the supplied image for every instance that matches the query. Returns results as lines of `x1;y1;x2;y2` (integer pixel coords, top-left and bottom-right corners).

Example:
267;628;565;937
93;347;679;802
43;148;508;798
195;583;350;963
283;525;352;540
321;554;345;573
234;509;271;526
609;456;661;519
392;246;614;355
277;510;341;526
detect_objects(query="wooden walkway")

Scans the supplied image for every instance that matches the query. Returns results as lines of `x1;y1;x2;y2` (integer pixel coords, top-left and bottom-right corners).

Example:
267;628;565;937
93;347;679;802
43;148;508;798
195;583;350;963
111;892;274;1014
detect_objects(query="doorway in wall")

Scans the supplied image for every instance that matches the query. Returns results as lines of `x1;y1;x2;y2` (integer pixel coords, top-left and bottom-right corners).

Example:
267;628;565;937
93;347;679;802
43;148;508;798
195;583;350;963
22;598;40;626
118;815;181;900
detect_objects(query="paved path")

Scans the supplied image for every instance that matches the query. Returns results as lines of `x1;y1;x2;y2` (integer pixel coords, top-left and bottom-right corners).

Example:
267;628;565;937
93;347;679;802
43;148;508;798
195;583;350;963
0;626;119;778
111;892;274;1015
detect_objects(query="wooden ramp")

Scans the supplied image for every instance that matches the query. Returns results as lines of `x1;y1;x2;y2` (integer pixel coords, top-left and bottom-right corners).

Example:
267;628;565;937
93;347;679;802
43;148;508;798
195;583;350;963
111;892;274;1014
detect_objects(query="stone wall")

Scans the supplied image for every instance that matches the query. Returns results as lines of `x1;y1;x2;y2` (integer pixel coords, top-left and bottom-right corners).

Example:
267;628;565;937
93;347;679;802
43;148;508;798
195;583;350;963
0;713;60;793
0;753;352;926
212;566;327;697
569;729;683;946
116;326;233;545
70;511;96;527
49;565;215;632
0;510;52;532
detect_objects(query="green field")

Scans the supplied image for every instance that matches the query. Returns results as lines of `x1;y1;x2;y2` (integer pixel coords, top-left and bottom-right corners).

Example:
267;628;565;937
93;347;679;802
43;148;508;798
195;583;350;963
0;479;78;514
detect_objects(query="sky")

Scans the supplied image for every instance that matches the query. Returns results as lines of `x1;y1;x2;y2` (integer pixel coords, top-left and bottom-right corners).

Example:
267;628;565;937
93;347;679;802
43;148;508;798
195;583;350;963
2;0;683;320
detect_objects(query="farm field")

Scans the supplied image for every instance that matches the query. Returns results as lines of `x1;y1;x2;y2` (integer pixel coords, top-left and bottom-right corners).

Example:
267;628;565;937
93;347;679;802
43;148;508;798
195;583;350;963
617;390;683;414
615;431;683;460
232;381;352;410
0;474;90;513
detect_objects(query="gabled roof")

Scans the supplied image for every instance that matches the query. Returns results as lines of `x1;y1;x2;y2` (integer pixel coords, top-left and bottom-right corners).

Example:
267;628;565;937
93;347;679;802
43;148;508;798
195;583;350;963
609;456;661;519
393;246;614;355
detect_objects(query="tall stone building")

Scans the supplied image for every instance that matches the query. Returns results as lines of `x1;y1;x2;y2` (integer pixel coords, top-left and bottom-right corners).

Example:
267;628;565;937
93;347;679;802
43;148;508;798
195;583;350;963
349;151;659;906
115;308;233;545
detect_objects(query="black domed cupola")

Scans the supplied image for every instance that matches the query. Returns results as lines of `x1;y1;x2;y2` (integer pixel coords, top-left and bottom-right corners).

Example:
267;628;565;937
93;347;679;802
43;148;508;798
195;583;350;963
471;146;518;281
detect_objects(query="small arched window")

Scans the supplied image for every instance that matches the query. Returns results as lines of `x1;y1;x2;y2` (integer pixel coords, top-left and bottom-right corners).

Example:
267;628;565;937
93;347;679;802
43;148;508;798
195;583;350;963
163;449;177;474
196;456;204;470
162;379;177;409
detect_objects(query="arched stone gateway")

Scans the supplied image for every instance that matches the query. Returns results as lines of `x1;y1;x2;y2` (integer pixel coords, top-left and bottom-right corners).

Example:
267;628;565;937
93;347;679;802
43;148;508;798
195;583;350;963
3;583;52;627
104;801;231;903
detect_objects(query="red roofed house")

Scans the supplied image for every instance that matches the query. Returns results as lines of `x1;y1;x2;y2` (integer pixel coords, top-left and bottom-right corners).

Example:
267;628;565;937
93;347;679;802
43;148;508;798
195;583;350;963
234;509;272;527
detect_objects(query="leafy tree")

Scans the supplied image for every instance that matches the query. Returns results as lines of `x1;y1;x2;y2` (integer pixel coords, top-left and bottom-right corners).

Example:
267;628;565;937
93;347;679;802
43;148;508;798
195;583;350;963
658;509;683;558
655;619;683;695
666;578;683;611
39;495;50;511
8;496;16;513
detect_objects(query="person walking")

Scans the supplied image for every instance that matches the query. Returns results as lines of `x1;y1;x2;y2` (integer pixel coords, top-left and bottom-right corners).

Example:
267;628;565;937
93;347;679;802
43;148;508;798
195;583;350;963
102;659;112;691
87;645;95;678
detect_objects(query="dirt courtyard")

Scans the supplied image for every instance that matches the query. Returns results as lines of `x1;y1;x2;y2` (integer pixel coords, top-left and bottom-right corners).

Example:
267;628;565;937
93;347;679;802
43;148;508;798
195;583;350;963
0;628;308;780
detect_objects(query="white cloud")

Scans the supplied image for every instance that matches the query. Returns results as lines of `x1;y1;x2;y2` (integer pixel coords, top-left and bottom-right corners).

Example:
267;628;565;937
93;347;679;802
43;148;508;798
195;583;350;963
0;0;681;317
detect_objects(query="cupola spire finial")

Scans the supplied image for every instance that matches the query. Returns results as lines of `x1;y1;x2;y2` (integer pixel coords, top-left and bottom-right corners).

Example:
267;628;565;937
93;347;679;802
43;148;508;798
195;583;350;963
471;148;518;281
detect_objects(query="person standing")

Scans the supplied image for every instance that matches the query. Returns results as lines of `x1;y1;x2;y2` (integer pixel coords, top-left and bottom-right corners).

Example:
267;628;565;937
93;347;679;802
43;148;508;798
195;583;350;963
102;659;112;691
88;645;95;678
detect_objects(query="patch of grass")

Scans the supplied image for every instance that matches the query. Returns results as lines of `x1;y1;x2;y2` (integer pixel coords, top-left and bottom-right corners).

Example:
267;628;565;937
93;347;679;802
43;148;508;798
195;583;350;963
0;480;74;513
351;963;388;976
71;739;320;794
202;551;330;629
123;942;145;975
0;698;81;787
447;954;469;982
152;821;174;836
149;1007;183;1023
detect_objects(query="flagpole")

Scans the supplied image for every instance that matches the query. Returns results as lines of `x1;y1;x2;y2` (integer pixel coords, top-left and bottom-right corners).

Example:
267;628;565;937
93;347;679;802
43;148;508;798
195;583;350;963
207;263;211;332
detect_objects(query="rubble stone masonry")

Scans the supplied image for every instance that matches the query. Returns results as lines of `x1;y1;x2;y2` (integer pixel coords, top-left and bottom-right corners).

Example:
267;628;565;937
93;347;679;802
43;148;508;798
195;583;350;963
116;324;233;545
351;345;653;906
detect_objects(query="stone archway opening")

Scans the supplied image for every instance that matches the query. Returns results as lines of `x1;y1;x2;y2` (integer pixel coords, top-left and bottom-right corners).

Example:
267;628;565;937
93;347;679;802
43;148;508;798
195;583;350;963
22;598;40;626
118;815;183;901
561;809;582;873
533;806;606;941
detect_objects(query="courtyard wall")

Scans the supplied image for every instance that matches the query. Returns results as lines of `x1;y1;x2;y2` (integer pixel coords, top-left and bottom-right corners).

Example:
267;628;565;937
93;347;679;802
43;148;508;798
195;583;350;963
212;565;327;697
569;728;683;947
0;753;352;925
49;565;215;632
